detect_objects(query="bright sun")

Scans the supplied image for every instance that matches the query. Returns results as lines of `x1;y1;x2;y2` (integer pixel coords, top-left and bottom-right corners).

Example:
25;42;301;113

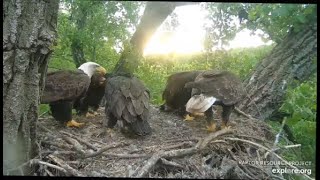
143;31;204;55
143;4;273;56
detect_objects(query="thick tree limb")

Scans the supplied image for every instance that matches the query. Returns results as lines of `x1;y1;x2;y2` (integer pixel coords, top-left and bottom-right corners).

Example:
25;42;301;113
135;151;164;177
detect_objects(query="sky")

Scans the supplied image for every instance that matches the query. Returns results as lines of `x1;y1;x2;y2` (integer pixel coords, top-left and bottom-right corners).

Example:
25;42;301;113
143;4;273;55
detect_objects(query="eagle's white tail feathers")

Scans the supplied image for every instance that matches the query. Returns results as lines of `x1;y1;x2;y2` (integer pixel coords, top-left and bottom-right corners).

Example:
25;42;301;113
186;94;216;113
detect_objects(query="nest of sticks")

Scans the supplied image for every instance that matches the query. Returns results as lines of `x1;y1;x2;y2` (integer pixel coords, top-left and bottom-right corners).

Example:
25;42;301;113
27;105;310;179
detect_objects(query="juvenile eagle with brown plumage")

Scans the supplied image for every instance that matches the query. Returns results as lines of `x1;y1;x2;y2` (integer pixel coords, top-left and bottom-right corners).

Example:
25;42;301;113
104;74;152;136
184;70;245;132
160;70;204;117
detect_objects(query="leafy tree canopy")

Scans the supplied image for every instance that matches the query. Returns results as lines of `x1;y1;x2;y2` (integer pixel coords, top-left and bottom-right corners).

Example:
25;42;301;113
50;1;145;69
202;3;317;50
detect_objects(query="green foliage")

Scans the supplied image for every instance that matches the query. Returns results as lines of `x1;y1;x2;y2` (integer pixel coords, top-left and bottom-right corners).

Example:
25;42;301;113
245;3;317;43
267;76;317;177
54;1;144;68
136;45;272;105
279;78;316;167
202;3;317;47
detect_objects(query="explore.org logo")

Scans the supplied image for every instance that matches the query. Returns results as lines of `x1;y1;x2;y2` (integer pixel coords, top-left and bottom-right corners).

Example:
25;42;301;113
272;167;312;176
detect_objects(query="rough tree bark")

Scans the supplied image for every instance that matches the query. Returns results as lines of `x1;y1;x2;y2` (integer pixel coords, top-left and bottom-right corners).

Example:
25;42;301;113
113;2;197;74
3;0;59;175
238;22;317;120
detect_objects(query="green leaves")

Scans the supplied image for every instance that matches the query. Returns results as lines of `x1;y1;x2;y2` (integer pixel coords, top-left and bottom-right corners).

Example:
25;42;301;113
204;3;316;45
53;1;144;70
275;76;317;175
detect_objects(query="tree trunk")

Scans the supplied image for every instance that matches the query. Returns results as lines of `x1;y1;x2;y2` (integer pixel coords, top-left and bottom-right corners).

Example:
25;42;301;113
71;3;88;67
3;0;59;175
238;22;317;120
71;40;86;67
113;2;177;74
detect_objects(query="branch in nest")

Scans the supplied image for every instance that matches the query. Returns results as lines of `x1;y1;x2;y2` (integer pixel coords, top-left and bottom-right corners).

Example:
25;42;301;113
161;141;194;151
228;149;261;179
235;134;269;143
44;167;54;176
30;159;68;175
164;137;199;144
48;154;84;176
41;141;73;150
37;123;54;134
160;158;185;169
264;144;301;158
84;142;129;159
61;131;98;151
61;135;86;155
234;107;259;120
103;153;151;159
134;128;233;177
225;137;314;180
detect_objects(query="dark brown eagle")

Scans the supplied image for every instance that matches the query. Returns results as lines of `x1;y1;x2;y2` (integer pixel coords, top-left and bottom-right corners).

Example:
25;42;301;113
104;74;152;136
73;71;107;117
41;62;107;128
184;70;245;132
160;70;204;119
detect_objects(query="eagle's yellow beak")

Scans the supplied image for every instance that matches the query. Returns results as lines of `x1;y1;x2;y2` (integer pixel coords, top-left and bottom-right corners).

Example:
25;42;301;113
96;66;107;75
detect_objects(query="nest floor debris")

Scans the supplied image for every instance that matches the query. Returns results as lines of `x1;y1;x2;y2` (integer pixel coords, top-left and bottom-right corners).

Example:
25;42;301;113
31;105;308;179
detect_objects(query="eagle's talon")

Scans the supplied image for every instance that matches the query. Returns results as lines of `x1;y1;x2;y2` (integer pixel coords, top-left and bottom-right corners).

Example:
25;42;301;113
66;120;84;128
206;123;217;132
184;114;195;121
221;122;231;130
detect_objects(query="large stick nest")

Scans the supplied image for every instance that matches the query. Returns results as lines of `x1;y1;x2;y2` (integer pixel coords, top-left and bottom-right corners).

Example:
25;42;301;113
32;105;305;179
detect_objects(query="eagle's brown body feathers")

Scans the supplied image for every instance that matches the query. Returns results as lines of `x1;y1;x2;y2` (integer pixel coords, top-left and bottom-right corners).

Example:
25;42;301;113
74;72;106;115
41;70;90;104
186;70;244;106
161;70;204;114
185;70;245;131
105;75;152;136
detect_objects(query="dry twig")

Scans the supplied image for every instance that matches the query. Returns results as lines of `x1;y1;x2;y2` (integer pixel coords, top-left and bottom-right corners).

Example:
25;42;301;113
160;158;185;169
31;159;68;175
48;155;85;176
134;128;233;177
225;137;314;180
61;131;98;151
84;142;129;159
61;135;86;155
234;107;259;120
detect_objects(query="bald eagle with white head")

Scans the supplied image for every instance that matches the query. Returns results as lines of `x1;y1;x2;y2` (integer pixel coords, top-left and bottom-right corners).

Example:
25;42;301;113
184;70;245;132
41;62;107;128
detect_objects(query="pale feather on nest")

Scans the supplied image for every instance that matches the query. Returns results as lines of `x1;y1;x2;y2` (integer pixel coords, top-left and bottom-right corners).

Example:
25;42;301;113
186;94;217;113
